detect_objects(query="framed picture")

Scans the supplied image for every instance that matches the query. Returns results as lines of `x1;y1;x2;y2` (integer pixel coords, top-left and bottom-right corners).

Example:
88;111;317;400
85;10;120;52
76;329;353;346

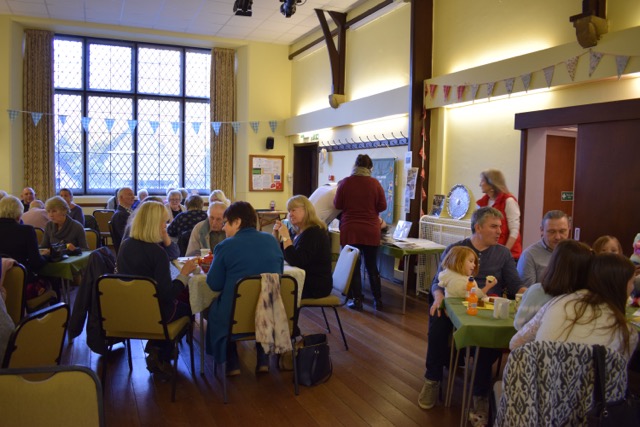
249;155;284;191
430;194;445;217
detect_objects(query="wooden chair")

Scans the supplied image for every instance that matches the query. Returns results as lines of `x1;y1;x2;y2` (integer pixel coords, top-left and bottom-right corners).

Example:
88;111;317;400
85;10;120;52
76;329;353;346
0;366;104;427
84;228;100;250
92;209;114;246
299;245;360;350
34;227;45;246
218;274;299;403
3;262;26;324
96;274;194;402
2;302;69;369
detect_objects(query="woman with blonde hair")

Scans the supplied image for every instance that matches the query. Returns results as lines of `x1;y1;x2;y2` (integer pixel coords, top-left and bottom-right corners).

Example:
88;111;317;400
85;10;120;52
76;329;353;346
477;169;522;260
116;201;198;376
209;189;230;207
273;195;333;299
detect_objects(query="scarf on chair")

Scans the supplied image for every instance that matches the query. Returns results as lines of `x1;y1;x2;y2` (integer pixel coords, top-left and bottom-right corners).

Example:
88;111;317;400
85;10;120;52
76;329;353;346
352;166;372;177
255;273;292;354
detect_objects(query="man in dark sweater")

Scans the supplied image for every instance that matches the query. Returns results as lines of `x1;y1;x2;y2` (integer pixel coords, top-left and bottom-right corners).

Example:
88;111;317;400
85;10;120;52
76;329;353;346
418;207;525;425
110;187;135;252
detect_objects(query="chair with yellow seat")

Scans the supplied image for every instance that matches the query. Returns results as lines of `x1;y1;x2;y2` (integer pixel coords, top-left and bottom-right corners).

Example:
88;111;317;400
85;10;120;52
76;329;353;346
84;227;100;250
92;209;114;246
3;262;26;324
2;302;69;369
218;274;299;403
96;274;194;402
299;245;360;350
34;227;45;246
0;365;104;427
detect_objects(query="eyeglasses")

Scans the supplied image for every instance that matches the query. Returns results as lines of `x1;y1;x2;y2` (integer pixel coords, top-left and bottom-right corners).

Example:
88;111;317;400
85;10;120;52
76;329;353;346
222;220;227;227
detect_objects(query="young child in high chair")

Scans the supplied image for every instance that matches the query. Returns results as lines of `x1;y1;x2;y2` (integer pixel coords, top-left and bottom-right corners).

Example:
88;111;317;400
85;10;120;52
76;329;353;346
437;246;497;298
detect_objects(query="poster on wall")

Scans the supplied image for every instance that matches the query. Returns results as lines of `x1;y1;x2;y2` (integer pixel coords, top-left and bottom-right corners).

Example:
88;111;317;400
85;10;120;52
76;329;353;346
249;155;284;191
372;158;395;224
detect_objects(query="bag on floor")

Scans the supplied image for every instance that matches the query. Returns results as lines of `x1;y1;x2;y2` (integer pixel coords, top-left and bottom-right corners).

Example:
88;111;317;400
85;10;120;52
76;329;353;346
296;334;332;386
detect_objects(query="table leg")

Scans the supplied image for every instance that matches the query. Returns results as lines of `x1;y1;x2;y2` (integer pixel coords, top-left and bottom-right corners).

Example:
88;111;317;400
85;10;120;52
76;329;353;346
61;278;70;305
200;311;205;376
460;346;480;427
459;347;471;427
402;254;410;314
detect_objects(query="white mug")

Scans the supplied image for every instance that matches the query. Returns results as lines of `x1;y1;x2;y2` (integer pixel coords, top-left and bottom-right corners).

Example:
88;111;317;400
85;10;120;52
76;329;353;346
493;297;510;319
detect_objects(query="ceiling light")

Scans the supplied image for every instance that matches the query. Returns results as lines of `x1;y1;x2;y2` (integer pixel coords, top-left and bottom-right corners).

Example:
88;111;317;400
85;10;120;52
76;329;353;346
233;0;253;17
280;0;303;18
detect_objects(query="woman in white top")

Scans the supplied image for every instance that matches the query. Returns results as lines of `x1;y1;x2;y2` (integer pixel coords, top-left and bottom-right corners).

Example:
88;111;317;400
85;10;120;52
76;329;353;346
510;253;638;360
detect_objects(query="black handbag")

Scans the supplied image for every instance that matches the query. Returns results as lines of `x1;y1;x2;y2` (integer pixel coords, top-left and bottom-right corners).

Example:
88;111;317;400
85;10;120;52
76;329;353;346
295;334;332;387
586;345;640;427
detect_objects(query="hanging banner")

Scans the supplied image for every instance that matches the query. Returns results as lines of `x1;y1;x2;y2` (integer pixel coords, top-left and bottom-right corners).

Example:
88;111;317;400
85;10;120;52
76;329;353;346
58;115;67;125
150;121;160;134
566;56;579;81
486;82;496;98
7;110;19;122
192;122;201;134
231;122;241;134
456;85;465;101
31;112;42;127
429;84;437;99
104;118;115;132
268;120;277;133
443;85;451;101
470;84;479;100
171;122;180;134
249;121;259;134
521;73;532;92
81;117;91;133
615;55;630;79
589;51;604;77
127;119;138;133
211;122;221;135
543;65;555;87
504;78;515;95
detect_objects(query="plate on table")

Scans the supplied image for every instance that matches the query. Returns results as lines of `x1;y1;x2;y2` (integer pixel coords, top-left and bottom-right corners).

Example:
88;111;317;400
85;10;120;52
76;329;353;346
177;256;197;263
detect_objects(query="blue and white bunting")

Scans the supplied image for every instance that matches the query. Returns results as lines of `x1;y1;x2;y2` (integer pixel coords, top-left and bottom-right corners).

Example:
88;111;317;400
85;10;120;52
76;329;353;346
127;119;138;133
211;122;221;135
81;117;91;133
150;121;160;134
105;118;115;132
171;122;180;134
58;115;67;125
7;110;19;122
249;121;259;134
231;122;240;134
192;122;201;134
31;112;42;127
269;120;278;133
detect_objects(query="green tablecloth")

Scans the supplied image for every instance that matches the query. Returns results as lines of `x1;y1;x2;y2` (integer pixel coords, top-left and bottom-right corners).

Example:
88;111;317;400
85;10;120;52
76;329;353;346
39;250;93;281
445;297;517;350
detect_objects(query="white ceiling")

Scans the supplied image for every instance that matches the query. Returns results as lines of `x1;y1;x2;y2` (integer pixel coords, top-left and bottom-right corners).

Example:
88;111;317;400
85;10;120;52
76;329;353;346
0;0;370;45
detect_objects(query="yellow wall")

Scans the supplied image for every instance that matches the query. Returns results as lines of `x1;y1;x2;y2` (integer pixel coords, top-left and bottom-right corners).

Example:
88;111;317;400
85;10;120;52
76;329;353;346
0;17;25;193
428;0;640;218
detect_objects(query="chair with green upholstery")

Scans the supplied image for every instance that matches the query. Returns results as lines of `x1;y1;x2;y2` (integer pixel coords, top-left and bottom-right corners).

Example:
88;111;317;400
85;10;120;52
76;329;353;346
96;274;194;402
2;302;69;369
299;245;360;350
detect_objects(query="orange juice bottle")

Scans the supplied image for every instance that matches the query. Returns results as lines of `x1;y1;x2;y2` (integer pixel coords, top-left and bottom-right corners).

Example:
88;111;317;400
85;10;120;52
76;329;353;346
465;276;475;301
467;287;478;316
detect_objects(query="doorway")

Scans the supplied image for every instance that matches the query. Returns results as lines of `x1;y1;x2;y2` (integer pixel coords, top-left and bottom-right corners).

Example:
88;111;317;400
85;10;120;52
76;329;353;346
293;143;319;197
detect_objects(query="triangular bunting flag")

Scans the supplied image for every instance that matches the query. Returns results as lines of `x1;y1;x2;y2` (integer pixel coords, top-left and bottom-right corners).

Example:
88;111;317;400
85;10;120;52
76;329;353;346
543;65;555;88
211;122;221;135
81;117;91;133
521;73;532;92
58;115;67;125
249;121;259;134
470;84;479;100
589;51;604;77
456;85;466;101
429;84;437;99
486;82;496;98
615;55;630;79
171;122;180;134
127;119;138;133
7;110;19;122
443;85;451;101
504;78;515;95
231;122;241;134
192;122;201;134
31;112;42;127
269;120;277;133
150;121;160;134
565;56;579;81
104;118;115;132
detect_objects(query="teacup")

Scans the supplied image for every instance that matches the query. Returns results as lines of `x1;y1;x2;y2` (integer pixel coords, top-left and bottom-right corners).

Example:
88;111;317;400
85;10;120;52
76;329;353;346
492;297;510;319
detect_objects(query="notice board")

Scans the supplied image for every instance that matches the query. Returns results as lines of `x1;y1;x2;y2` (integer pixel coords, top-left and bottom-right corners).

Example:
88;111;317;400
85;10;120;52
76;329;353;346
372;158;395;224
250;155;284;191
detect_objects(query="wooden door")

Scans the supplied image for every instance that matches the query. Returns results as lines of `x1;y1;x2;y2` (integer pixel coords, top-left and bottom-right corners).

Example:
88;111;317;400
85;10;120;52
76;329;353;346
293;143;318;197
573;119;640;254
543;135;575;218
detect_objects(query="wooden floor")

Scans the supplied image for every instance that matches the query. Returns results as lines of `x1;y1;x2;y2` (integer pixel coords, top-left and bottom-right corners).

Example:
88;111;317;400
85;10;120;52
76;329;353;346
62;280;467;426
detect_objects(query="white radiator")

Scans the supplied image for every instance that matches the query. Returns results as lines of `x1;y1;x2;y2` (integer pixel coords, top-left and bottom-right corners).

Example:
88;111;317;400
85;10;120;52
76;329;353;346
417;215;472;295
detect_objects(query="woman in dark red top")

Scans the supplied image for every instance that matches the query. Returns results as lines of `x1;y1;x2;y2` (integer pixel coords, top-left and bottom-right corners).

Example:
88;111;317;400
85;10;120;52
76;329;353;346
476;169;522;260
334;154;387;311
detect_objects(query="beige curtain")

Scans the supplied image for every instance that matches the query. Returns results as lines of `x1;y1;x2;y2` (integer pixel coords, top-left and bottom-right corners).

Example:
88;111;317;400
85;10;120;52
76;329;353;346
23;29;55;199
209;48;236;199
